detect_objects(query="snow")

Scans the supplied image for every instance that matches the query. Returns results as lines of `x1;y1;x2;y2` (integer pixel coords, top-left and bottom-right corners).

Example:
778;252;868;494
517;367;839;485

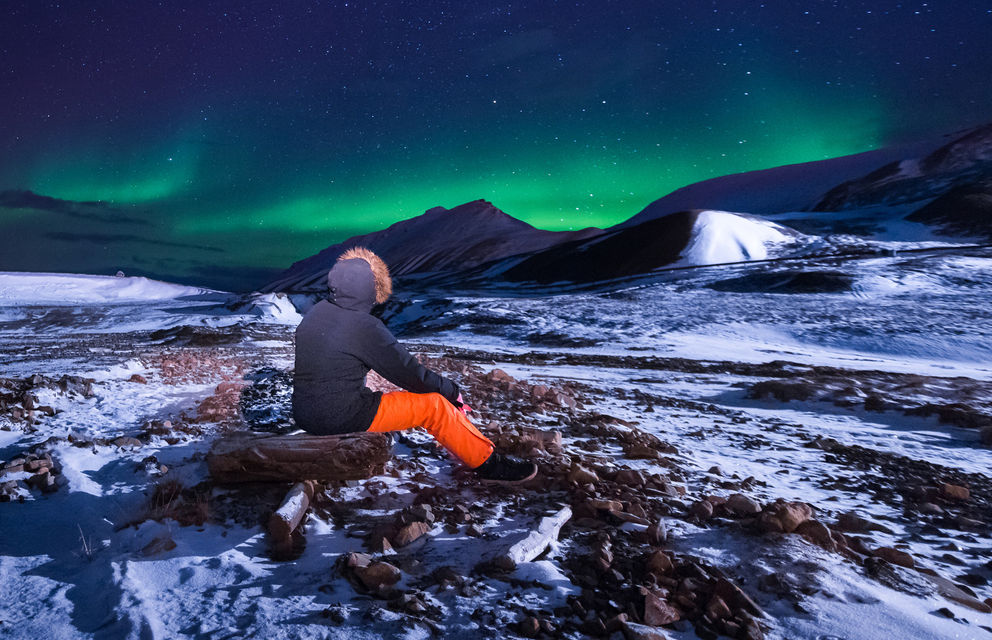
1;242;991;639
674;210;794;266
0;272;210;305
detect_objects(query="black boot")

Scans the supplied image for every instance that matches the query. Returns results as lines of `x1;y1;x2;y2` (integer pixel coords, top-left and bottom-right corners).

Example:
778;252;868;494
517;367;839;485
472;452;537;484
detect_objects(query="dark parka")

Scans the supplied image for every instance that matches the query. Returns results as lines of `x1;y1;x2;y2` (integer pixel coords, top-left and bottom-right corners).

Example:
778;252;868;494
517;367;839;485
292;257;460;435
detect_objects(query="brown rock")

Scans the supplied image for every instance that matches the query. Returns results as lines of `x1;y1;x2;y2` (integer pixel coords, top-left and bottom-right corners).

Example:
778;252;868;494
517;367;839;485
346;552;372;568
712;578;765;617
940;483;969;500
646;550;674;576
705;595;732;621
757;500;812;533
615;469;646;485
518;616;540;638
128;374;148;384
142;535;177;556
921;571;992;613
590;499;624;512
795;520;836;550
354;561;401;590
725;493;762;516
873;547;915;568
643;591;681;626
394;521;431;546
689;500;714;521
568;464;599;485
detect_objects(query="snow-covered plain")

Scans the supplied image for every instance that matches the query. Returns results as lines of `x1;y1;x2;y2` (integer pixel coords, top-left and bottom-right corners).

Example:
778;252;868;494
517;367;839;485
1;238;991;639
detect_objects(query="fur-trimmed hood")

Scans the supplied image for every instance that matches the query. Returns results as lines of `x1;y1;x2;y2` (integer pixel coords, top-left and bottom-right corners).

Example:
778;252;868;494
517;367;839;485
327;247;392;312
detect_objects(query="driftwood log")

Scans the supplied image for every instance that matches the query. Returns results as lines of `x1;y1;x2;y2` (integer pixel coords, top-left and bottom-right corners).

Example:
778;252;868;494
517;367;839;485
206;431;392;484
268;480;317;555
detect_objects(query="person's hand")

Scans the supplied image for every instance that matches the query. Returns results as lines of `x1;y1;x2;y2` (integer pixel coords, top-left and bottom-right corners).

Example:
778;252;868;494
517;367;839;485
456;393;472;415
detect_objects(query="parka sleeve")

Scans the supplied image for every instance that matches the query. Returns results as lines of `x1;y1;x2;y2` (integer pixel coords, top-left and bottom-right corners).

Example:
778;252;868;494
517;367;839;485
360;318;461;405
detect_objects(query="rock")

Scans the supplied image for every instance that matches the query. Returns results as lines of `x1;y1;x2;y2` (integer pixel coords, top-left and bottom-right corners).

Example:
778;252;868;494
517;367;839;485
689;500;714;521
615;469;646;485
705;595;732;621
725;493;762;516
569;464;599;485
112;436;143;449
645;521;668;545
518;616;540;638
128;374;148;384
757;500;812;534
873;547;914;568
940;483;970;500
642;591;681;626
919;502;944;515
393;521;431;546
795;520;836;551
142;535;177;556
590;499;624;513
712;578;765;618
466;524;484;537
354;561;402;590
405;504;435;524
486;369;514;383
646;550;674;576
920;570;992;613
346;552;372;568
622;622;674;639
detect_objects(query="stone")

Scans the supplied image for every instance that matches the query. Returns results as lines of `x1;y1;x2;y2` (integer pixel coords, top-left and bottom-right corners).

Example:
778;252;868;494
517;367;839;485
112;436;143;449
394;521;430;546
705;595;732;621
569;464;599;485
615;469;646;485
795;520;836;550
919;502;944;515
518;616;540;638
128;374;148;384
354;561;402;590
142;535;177;556
689;500;714;521
646;550;674;576
940;483;970;500
725;493;762;516
590;499;624;513
406;504;435;523
712;579;765;617
643;591;680;626
645;521;668;545
873;547;915;568
346;552;372;568
757;500;812;534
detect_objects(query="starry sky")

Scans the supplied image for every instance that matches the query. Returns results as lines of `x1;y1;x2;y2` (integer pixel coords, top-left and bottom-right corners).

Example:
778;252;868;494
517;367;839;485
1;1;990;290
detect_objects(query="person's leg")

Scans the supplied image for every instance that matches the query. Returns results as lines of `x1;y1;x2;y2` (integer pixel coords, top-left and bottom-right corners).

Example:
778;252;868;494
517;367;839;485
367;391;494;468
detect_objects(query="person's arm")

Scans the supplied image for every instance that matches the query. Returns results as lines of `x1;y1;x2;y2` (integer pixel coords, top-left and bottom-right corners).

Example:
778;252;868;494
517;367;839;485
360;318;461;405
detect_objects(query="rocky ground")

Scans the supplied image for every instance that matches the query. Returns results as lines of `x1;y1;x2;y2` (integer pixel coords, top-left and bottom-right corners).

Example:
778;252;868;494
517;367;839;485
1;325;991;639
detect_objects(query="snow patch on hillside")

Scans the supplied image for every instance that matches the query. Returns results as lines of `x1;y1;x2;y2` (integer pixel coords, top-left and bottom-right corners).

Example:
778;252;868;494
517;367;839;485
674;210;794;267
0;272;210;306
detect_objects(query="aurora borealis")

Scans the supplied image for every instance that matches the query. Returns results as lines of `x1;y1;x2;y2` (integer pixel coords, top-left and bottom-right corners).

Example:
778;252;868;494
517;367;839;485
2;2;991;290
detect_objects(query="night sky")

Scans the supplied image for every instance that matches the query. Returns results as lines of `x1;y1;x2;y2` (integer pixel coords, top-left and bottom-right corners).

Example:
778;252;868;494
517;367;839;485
2;1;990;290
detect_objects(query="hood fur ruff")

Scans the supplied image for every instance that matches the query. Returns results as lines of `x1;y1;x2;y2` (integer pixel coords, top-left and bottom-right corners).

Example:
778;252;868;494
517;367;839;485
336;247;393;304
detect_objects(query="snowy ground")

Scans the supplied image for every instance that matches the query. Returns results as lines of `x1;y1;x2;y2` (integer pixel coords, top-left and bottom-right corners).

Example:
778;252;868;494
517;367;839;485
1;249;991;640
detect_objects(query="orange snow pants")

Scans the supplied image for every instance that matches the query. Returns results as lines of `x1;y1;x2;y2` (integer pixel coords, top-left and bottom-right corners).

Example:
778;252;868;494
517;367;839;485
367;391;495;469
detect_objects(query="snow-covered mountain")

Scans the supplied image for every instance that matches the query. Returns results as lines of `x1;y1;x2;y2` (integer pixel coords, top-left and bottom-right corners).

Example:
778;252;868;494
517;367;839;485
261;200;601;293
814;123;992;211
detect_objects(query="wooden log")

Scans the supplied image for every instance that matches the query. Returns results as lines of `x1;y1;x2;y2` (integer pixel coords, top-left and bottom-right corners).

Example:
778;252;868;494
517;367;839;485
494;506;572;570
206;431;392;484
269;480;317;542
